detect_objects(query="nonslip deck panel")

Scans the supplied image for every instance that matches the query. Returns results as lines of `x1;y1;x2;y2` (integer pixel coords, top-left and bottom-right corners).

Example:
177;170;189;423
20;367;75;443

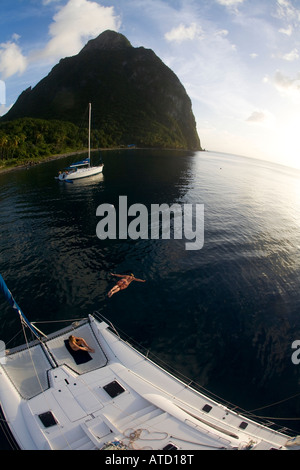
2;322;107;399
46;323;108;373
1;344;52;399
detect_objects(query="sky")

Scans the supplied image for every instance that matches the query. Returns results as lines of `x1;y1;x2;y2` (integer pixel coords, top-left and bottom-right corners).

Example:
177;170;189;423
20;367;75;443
1;0;300;170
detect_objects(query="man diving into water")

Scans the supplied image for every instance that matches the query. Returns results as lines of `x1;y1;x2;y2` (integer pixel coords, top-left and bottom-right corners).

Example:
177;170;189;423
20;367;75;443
107;273;146;298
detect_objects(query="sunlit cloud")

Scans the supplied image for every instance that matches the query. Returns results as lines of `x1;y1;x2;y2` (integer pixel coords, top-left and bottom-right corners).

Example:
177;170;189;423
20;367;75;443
282;48;299;61
272;47;299;61
2;0;300;167
0;0;121;79
165;23;204;43
215;0;245;6
279;25;293;35
264;70;300;102
216;29;229;37
33;0;121;61
274;70;300;93
274;0;300;23
0;103;12;115
246;109;275;126
0;39;27;79
215;0;246;13
42;0;63;4
246;111;266;123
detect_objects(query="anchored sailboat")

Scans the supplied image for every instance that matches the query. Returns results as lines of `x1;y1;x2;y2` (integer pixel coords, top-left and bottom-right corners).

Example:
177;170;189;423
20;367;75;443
57;103;103;182
0;273;298;450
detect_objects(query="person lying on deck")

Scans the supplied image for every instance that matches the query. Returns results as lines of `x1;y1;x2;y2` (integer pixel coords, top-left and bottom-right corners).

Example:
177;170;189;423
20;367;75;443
107;273;146;298
68;335;95;353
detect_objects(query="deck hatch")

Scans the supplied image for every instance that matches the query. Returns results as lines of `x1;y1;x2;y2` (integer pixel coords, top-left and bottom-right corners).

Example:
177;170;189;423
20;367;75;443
239;421;248;430
163;443;179;450
103;380;125;398
202;404;212;413
38;411;58;428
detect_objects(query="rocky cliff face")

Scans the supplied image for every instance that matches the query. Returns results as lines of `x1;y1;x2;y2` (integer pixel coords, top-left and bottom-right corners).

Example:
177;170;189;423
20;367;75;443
2;31;201;151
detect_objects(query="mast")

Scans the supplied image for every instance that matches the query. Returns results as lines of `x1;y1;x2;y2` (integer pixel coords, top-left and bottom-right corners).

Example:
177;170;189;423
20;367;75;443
88;102;91;167
0;274;46;340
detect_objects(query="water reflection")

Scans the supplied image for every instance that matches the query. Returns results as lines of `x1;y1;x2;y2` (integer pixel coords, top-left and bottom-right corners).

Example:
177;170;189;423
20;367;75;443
1;149;300;434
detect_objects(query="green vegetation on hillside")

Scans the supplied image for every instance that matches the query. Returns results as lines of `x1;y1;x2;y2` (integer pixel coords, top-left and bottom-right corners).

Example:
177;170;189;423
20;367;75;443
0;118;82;168
0;31;201;167
0;113;198;170
0;118;116;169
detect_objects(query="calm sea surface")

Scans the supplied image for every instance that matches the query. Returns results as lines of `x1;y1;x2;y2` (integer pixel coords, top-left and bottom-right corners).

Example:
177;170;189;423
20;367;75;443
1;149;300;447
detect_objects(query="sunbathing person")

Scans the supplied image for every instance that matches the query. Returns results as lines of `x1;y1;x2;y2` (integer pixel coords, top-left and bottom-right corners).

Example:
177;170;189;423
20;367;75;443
108;273;146;298
68;335;95;353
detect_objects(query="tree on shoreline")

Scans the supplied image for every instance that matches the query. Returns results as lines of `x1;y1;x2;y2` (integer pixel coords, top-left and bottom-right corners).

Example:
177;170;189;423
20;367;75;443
0;118;88;165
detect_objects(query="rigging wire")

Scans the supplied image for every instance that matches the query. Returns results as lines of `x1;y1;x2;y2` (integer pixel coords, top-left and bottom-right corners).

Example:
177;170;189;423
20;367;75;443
1;318;75;450
4;328;25;348
12;310;300;426
253;416;300;421
1;311;300;451
95;315;300;432
248;392;300;413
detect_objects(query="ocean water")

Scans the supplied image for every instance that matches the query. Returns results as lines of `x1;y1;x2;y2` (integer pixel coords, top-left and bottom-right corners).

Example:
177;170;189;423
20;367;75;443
1;149;300;448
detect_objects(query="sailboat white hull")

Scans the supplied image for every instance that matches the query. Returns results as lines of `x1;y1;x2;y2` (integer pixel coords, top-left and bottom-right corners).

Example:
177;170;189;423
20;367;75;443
58;165;103;181
57;104;104;182
0;314;296;450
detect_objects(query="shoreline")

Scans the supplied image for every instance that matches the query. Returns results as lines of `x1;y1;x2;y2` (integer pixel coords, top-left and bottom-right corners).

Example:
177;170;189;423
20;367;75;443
0;147;201;175
0;148;96;175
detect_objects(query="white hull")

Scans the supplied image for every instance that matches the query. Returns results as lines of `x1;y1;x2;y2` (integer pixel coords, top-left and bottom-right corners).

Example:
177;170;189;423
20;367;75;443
57;103;103;182
0;314;296;450
58;165;103;181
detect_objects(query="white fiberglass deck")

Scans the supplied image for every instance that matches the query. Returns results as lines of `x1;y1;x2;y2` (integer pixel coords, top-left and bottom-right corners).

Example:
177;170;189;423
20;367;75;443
2;322;107;399
1;344;51;399
0;316;297;450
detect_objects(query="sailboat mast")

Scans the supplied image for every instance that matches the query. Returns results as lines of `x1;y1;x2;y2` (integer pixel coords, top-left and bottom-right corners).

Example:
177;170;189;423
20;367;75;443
0;274;47;340
88;103;92;166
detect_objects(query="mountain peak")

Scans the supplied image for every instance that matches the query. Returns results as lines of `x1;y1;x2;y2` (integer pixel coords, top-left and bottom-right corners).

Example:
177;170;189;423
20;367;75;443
81;30;132;53
1;31;201;151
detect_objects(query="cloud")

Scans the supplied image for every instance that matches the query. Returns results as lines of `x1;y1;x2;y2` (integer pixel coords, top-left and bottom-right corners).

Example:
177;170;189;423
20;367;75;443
271;47;299;62
165;23;204;43
33;0;121;61
42;0;62;4
272;48;299;61
215;0;246;9
265;70;300;101
0;0;121;79
274;71;300;91
0;104;12;116
246;111;265;122
282;48;299;61
279;25;293;35
0;39;27;79
215;0;245;5
246;110;274;125
274;0;300;23
216;29;229;37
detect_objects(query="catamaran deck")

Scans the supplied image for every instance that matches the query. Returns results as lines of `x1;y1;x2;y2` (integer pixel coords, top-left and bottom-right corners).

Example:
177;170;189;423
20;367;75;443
0;316;295;450
2;321;107;399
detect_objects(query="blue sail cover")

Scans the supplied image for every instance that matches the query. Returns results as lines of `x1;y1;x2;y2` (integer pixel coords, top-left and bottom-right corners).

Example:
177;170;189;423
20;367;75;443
0;274;41;338
69;158;90;168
